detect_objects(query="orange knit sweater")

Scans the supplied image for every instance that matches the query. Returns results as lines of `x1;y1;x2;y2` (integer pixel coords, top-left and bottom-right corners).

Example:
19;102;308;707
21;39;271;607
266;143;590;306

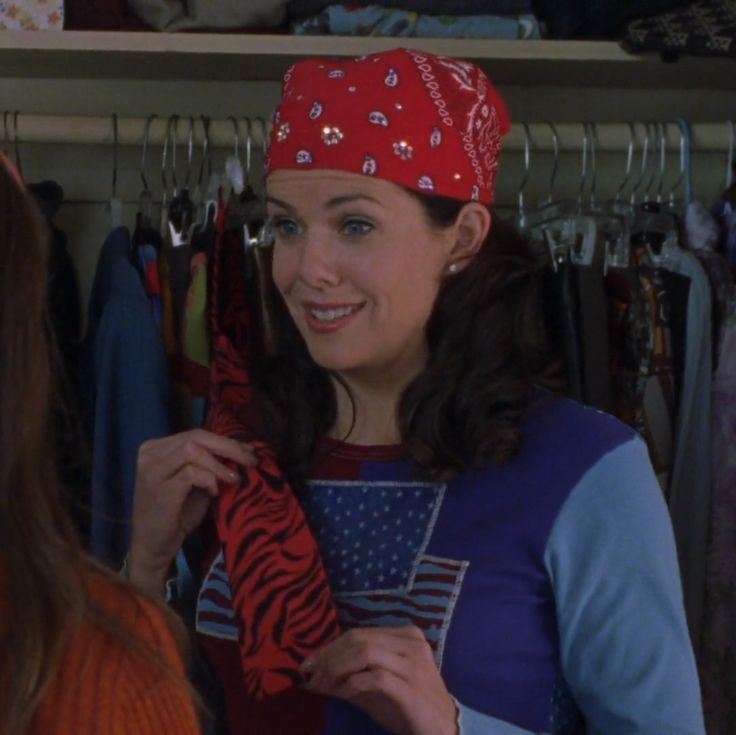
16;575;202;735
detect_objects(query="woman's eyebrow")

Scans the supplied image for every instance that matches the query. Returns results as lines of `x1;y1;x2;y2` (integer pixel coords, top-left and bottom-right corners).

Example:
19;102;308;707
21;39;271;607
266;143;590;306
265;193;385;212
265;195;295;212
324;194;385;209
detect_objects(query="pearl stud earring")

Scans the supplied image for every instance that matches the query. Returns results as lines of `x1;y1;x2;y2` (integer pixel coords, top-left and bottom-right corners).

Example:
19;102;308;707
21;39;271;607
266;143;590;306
447;263;459;274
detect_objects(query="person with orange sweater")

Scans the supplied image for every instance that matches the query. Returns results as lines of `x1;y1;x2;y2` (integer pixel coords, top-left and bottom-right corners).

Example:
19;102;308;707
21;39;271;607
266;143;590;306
0;150;202;735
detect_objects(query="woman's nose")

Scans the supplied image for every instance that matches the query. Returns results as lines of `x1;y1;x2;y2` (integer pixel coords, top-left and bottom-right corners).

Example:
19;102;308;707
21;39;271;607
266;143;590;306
297;232;340;288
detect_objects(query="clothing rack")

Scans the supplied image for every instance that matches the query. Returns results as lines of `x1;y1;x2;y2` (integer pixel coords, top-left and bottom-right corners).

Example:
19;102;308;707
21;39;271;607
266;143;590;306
3;113;735;152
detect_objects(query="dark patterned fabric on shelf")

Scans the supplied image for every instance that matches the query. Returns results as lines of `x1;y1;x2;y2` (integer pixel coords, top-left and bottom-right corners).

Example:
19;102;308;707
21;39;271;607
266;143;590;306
624;0;736;57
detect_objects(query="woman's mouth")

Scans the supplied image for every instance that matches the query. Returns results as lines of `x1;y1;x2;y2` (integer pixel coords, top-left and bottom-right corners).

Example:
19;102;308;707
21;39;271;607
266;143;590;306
302;301;366;333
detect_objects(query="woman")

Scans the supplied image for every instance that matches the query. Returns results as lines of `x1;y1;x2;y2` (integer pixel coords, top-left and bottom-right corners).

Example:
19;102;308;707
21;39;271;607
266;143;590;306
129;49;705;734
0;151;202;735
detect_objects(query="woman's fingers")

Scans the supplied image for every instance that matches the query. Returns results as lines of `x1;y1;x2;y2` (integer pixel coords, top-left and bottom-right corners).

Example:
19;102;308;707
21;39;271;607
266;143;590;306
140;430;258;486
129;429;260;594
304;628;419;693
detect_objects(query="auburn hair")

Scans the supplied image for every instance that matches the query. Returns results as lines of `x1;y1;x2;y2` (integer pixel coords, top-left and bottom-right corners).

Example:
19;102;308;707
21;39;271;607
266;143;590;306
0;154;197;734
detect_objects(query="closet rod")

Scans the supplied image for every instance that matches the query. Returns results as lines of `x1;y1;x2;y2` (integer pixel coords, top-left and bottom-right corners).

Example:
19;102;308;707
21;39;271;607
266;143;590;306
3;114;734;152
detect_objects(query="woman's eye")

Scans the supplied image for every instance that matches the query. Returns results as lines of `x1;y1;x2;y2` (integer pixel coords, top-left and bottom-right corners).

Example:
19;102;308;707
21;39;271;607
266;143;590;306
342;219;373;237
272;218;301;238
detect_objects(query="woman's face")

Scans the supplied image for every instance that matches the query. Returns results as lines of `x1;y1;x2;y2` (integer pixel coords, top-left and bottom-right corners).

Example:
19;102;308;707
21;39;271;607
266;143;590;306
267;169;454;381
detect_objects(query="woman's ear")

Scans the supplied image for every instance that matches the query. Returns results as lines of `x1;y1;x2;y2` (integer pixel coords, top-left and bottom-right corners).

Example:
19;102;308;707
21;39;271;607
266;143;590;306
446;203;492;271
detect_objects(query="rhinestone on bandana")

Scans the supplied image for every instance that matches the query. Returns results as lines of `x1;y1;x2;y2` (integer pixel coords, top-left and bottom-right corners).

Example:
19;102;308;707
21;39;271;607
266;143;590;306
309;101;324;120
394;103;403;110
453;173;462;180
348;86;357;92
430;128;442;147
385;68;399;87
393;141;414;161
368;111;389;127
328;70;346;78
276;123;291;142
471;185;480;201
321;126;344;146
418;176;434;191
362;155;377;176
296;150;313;164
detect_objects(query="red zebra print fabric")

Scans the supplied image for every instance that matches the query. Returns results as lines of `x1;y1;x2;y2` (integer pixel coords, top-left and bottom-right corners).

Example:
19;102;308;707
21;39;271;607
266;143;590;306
205;201;340;700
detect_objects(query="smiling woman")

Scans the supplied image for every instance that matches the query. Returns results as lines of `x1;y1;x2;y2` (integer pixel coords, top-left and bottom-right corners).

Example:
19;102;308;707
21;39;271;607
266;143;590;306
128;47;706;735
259;169;549;482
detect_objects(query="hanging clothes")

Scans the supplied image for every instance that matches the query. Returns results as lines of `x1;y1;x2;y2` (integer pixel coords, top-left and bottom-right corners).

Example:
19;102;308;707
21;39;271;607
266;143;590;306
686;200;736;364
541;259;585;402
28;179;89;541
700;313;736;735
666;248;713;652
575;259;614;413
79;227;171;566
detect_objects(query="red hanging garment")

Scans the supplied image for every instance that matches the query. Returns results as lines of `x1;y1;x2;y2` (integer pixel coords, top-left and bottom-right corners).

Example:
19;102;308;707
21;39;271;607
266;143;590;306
205;200;340;701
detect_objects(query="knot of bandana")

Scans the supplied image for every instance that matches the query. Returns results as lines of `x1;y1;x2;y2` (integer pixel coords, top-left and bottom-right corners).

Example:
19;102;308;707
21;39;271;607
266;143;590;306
265;47;511;204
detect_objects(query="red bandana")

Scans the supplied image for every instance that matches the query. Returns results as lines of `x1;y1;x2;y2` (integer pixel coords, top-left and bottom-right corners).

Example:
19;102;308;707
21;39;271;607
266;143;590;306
265;47;511;204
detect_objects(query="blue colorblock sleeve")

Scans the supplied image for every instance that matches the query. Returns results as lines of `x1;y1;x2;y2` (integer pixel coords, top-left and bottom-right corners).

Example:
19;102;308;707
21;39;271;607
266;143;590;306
455;700;536;734
544;437;705;734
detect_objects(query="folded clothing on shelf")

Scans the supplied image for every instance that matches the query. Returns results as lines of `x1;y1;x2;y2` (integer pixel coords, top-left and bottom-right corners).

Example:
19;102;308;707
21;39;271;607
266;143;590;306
288;0;535;20
127;0;287;31
532;0;690;39
291;4;541;38
0;0;64;30
64;0;151;30
623;0;736;58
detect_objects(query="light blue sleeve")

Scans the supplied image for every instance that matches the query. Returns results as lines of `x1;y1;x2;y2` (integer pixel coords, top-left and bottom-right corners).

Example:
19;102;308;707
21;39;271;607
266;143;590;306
454;700;540;734
544;437;705;734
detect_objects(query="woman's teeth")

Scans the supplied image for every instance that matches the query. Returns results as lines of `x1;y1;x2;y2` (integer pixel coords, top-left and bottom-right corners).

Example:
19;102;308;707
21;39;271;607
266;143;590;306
311;305;361;322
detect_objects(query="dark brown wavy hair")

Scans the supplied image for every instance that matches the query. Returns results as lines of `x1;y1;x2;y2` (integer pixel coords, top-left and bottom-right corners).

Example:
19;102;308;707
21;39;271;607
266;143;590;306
0;154;196;734
253;188;555;486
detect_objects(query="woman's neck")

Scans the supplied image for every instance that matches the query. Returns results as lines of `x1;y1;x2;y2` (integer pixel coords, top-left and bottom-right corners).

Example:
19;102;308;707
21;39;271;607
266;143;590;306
329;364;421;446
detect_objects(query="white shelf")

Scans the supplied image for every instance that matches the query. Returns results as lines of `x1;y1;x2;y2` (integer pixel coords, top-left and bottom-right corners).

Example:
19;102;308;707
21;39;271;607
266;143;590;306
0;31;734;87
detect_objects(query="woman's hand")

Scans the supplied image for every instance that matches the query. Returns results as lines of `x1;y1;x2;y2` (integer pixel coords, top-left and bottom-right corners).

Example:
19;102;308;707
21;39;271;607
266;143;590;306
302;626;458;735
128;429;258;598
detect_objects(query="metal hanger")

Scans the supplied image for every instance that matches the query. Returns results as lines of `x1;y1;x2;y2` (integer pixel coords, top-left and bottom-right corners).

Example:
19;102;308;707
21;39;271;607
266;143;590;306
540;121;559;207
194;115;218;229
225;116;245;195
617;123;636;210
727;119;735;190
13;111;22;180
159;115;174;236
631;122;680;267
167;114;195;248
137;114;157;231
108;113;124;229
575;122;630;272
2;111;9;155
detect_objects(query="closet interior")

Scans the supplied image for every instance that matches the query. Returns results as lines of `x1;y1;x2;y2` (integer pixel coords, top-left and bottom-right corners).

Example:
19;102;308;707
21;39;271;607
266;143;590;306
2;29;736;732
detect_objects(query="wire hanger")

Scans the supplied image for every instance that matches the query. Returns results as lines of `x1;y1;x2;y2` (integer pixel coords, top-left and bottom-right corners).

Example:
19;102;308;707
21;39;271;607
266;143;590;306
515;121;532;229
225;116;245;195
13;111;23;181
107;114;124;230
167;114;195;248
136;114;157;234
2;111;9;156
